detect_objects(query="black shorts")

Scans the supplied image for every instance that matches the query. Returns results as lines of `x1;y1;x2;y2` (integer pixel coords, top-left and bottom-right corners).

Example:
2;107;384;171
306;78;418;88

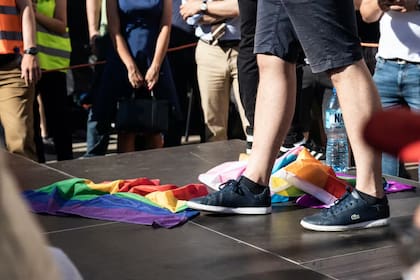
254;0;363;73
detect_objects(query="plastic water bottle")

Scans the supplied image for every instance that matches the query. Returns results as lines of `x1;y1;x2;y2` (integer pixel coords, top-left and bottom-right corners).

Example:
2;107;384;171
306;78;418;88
324;88;349;173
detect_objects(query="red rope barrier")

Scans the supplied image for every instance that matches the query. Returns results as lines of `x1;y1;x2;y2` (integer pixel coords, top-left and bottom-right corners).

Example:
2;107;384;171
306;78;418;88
168;42;197;52
41;42;198;73
42;41;378;73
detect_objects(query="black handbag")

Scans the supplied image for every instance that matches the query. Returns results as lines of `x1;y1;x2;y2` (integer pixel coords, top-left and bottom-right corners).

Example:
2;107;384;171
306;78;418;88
115;90;169;133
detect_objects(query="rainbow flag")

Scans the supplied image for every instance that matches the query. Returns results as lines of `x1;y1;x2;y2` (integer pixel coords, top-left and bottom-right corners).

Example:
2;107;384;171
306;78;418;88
23;178;208;228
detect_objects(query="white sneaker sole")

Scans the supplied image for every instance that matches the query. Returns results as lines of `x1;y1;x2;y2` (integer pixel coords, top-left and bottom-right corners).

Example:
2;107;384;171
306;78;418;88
187;201;272;215
300;218;390;232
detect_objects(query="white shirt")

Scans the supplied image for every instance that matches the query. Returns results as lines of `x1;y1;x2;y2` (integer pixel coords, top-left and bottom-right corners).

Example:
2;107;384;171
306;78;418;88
377;11;420;63
183;0;240;42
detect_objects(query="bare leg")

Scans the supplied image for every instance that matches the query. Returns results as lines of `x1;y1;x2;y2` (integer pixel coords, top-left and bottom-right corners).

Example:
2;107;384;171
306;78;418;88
330;60;384;198
37;95;48;139
243;54;296;185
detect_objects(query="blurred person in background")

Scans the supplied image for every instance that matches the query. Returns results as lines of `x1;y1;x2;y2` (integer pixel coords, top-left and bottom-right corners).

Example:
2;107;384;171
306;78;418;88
0;0;40;161
33;0;73;161
360;0;420;180
180;0;249;142
101;0;180;152
83;0;114;157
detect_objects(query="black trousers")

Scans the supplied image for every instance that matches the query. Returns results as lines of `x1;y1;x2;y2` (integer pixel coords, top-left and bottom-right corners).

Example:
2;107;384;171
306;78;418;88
237;0;259;129
166;26;204;145
35;71;73;161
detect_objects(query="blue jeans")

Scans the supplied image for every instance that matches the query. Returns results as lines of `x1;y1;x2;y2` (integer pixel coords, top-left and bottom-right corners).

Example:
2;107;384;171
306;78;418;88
84;109;110;157
373;57;420;177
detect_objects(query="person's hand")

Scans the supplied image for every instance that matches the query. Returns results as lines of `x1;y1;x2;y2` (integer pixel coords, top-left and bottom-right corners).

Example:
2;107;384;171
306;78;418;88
180;0;201;21
127;64;144;89
21;54;41;86
393;0;418;11
378;0;417;12
145;64;159;90
378;0;399;11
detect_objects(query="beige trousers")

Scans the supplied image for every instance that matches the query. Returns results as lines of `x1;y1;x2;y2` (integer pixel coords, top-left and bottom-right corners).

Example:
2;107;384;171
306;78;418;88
195;40;249;141
0;58;37;161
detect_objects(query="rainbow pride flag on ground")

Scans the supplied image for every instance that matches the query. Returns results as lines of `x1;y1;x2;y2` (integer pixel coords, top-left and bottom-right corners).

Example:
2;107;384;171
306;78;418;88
23;178;208;228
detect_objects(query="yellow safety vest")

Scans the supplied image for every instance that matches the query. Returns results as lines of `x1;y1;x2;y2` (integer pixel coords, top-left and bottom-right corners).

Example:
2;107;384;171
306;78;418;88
36;0;71;71
0;0;23;54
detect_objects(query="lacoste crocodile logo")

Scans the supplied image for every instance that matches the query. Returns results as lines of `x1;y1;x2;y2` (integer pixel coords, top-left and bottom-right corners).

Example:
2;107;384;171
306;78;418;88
351;214;360;220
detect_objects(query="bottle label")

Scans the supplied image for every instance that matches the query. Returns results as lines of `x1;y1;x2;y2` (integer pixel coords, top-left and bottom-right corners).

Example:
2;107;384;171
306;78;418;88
325;109;344;129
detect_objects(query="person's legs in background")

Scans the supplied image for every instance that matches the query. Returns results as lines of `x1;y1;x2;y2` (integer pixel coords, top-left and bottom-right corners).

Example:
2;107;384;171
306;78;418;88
196;41;233;142
403;65;420;180
279;65;307;154
84;42;123;157
374;58;402;176
85;107;110;156
36;71;73;161
166;25;203;146
0;61;37;161
84;34;113;157
33;95;46;163
286;65;333;159
373;57;420;179
237;0;259;153
230;46;250;137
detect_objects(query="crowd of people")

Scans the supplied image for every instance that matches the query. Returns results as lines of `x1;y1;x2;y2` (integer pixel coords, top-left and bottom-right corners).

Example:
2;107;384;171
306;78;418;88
0;0;419;278
0;0;392;167
0;0;419;230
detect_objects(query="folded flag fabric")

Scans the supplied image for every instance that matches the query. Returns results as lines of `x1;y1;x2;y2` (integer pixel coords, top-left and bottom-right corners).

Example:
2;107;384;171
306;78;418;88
198;146;346;205
198;146;305;201
271;148;348;206
23;178;208;228
199;146;416;209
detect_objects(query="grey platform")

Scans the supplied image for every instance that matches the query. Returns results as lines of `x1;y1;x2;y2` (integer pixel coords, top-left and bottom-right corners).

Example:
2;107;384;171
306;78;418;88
6;140;420;280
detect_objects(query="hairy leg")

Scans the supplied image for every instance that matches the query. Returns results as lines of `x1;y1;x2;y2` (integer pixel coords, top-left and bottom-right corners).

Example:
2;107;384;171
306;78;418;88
243;54;296;185
330;59;384;198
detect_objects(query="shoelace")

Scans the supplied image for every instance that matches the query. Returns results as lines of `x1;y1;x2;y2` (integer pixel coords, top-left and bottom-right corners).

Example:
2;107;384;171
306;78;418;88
218;180;244;195
325;186;353;215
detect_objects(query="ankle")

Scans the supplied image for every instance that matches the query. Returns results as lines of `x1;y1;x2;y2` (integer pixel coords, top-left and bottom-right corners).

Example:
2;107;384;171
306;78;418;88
356;189;386;204
239;176;268;194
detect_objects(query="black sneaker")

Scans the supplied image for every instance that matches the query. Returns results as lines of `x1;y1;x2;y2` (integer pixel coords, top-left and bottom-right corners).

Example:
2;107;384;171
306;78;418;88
302;139;326;161
300;189;390;231
246;126;253;155
280;132;306;153
186;178;272;214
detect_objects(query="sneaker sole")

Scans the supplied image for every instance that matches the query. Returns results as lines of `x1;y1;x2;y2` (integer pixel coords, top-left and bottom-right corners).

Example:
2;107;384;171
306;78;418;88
308;150;324;160
280;146;293;153
300;218;390;232
187;201;272;215
280;138;307;152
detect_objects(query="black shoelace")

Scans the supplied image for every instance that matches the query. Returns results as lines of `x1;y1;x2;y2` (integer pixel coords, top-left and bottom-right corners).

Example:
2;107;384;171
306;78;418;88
218;180;244;195
324;186;353;215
